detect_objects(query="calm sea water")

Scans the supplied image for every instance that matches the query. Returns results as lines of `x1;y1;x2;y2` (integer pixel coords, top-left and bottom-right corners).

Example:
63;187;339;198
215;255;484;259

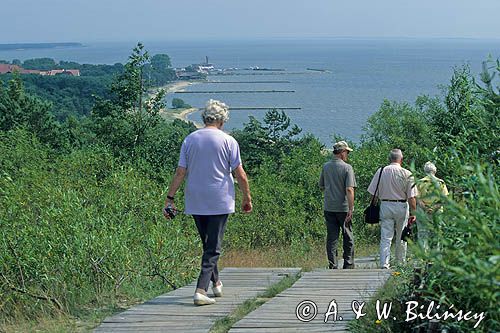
1;38;499;144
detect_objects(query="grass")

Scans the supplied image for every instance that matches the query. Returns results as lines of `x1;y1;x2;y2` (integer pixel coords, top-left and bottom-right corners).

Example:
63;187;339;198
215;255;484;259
2;242;378;332
209;274;301;333
221;242;378;271
1;289;166;332
348;265;413;333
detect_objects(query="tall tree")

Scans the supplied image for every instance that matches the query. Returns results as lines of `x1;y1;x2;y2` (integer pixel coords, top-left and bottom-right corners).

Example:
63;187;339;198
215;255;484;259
0;73;64;149
91;43;166;154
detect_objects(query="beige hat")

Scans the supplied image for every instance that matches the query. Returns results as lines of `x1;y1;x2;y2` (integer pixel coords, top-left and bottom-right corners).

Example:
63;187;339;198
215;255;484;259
333;140;353;152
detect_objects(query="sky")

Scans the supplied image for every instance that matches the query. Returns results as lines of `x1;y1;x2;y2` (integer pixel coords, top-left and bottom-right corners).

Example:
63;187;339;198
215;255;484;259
1;0;500;43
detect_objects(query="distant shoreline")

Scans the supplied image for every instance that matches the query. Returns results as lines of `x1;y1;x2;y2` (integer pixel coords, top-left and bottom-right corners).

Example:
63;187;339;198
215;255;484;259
154;80;203;128
0;43;83;51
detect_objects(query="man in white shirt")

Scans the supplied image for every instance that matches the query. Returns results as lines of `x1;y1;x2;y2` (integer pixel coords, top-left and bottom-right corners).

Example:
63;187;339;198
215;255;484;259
367;149;418;269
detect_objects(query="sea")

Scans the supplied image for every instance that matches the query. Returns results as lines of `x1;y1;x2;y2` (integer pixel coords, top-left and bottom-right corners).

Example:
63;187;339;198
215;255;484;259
1;38;499;144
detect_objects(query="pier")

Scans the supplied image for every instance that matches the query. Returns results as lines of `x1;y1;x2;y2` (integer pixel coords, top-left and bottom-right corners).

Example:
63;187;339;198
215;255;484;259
174;90;295;94
228;107;301;110
206;81;291;83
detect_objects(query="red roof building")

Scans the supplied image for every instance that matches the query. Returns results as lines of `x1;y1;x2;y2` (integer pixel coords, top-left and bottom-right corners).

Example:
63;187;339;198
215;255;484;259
0;64;79;76
0;64;22;74
21;69;41;74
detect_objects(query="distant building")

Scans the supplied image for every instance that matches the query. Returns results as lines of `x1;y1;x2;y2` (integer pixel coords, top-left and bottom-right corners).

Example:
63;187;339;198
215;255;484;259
22;69;41;74
191;56;214;74
176;70;204;80
64;69;80;76
40;69;81;76
0;64;80;76
0;64;22;74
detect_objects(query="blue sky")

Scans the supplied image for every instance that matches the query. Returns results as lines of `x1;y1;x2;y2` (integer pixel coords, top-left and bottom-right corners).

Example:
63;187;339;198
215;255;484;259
2;0;500;42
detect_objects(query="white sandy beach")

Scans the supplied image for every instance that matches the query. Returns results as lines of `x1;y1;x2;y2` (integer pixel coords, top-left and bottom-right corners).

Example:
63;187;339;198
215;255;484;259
152;80;203;127
172;107;203;128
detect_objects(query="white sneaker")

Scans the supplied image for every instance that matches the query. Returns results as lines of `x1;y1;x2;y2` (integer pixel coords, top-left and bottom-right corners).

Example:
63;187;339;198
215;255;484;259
212;281;223;297
193;292;216;306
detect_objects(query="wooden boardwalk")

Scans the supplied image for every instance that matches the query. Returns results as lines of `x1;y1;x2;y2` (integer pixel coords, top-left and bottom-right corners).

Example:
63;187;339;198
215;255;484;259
229;268;390;333
94;267;301;333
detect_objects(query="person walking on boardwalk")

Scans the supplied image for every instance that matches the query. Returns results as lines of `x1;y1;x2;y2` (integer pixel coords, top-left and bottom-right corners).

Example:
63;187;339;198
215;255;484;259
368;149;418;269
319;141;357;269
417;161;449;251
164;99;252;306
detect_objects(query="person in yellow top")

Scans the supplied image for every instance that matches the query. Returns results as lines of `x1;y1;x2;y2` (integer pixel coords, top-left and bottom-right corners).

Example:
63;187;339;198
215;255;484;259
417;161;449;251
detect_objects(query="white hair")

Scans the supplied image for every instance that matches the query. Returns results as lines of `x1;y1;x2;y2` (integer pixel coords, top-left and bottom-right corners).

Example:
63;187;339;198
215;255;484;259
202;99;229;124
424;161;437;175
389;149;403;162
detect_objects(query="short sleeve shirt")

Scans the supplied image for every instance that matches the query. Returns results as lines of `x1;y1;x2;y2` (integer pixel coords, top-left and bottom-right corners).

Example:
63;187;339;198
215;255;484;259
319;156;357;212
367;163;418;200
418;175;449;208
178;128;242;215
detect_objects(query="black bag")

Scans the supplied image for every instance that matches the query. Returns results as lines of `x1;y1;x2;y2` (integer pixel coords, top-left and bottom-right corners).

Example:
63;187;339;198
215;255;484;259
364;166;385;224
401;224;413;242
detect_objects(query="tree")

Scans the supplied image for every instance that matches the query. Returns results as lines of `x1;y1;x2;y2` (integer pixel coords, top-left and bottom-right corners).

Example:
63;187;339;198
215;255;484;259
144;54;176;86
151;54;172;71
91;43;167;155
171;97;190;109
0;73;65;149
429;64;499;160
233;109;303;173
22;58;57;70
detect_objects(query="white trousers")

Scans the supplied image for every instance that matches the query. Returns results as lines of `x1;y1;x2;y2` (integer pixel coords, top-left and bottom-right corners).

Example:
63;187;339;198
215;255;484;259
379;201;409;268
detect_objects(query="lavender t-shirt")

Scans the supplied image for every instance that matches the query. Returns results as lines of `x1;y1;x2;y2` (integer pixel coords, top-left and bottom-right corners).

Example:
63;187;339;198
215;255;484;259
178;128;242;215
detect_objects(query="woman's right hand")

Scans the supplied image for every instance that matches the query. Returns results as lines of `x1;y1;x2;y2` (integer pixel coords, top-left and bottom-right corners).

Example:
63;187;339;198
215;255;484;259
242;198;252;213
163;200;177;219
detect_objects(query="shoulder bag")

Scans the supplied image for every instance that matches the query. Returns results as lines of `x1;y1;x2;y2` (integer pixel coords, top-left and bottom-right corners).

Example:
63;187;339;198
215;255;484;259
364;166;385;224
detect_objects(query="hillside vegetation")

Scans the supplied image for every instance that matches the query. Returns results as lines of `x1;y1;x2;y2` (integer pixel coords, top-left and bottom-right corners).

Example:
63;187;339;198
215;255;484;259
0;44;498;332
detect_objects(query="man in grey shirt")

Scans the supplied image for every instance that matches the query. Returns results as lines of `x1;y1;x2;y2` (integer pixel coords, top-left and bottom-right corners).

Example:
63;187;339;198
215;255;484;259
319;141;357;269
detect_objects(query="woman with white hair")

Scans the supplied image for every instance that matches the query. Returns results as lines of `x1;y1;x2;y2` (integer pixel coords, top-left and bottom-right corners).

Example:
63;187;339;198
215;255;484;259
164;99;252;305
417;161;449;251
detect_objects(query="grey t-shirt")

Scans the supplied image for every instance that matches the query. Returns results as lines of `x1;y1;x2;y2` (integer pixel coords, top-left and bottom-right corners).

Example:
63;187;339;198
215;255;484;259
319;157;357;212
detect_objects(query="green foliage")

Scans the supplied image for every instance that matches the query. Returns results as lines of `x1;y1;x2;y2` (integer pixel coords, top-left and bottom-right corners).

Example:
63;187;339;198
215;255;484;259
22;58;57;70
171;97;191;109
226;137;326;248
0;53;172;120
0;130;199;323
349;267;415;332
352;60;500;332
1;41;498;332
151;54;172;69
146;54;176;86
232;109;304;173
414;165;499;332
0;74;66;150
0;73;115;119
362;98;437;164
89;43;196;172
430;64;499;160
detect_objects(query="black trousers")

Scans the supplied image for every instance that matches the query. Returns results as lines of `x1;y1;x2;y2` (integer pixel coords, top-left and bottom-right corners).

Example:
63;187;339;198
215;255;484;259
193;214;228;291
324;211;354;268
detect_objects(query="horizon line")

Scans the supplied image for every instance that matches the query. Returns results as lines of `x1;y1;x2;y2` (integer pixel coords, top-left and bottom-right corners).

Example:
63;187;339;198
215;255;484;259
2;35;500;45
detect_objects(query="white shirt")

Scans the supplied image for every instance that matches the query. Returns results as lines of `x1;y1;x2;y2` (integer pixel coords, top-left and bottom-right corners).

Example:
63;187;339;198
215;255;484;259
368;163;418;200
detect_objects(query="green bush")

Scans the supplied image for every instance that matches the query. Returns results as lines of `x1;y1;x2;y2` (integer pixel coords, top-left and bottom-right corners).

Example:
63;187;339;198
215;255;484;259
171;97;191;109
351;60;499;332
0;130;199;323
413;164;499;332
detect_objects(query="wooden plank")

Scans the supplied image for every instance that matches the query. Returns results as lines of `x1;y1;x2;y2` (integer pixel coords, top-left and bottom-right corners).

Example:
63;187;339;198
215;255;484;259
230;258;390;333
93;267;301;332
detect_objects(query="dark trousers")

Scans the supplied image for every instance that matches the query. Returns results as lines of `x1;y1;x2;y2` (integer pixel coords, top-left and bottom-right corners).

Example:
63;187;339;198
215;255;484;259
193;214;228;291
324;211;354;268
